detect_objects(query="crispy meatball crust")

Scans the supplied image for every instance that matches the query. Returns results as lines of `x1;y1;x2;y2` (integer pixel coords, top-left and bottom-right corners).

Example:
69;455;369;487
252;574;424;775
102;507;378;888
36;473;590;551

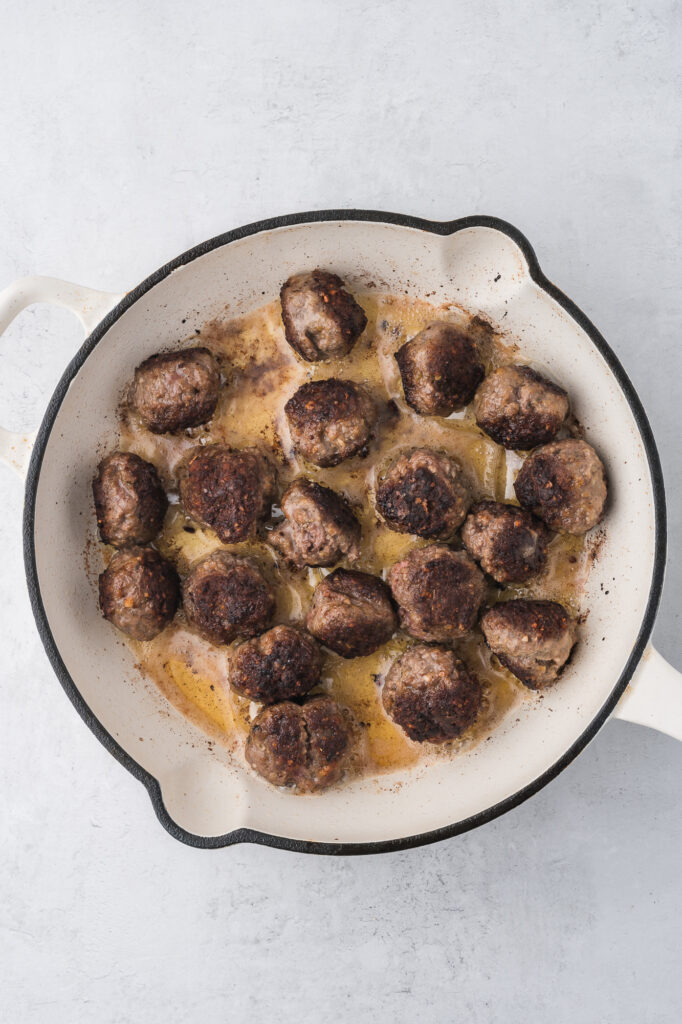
130;347;221;434
99;545;179;641
514;439;607;534
182;550;275;645
269;478;361;568
93;451;167;548
178;444;276;543
395;322;484;416
388;545;486;642
230;626;322;703
280;269;367;362
306;568;397;658
474;364;569;450
480;599;577;690
284;378;377;467
461;500;551;584
245;696;353;792
375;448;471;540
383;645;483;743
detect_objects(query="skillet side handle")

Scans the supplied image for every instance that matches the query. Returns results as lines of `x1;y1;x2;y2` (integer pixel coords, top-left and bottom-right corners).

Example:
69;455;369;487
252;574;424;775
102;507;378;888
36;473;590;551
0;276;125;480
614;646;682;742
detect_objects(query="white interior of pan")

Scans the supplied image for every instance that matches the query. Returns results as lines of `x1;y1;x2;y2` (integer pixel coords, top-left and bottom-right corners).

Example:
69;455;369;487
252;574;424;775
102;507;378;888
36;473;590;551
31;220;656;844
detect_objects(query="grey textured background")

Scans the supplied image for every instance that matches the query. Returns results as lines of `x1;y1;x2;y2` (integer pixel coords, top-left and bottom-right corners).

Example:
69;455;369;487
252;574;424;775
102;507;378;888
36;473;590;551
1;2;681;1021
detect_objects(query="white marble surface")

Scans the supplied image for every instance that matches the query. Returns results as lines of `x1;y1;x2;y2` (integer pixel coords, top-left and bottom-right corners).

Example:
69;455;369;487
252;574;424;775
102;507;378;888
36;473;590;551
2;1;682;1021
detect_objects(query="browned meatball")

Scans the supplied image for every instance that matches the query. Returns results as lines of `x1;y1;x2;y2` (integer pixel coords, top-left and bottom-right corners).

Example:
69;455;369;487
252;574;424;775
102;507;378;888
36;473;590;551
99;545;178;641
280;269;367;362
93;451;167;548
376;449;471;540
269;478;361;568
230;626;322;703
306;568;397;658
474;365;569;450
284;378;377;467
383;645;483;743
245;696;353;792
388;545;485;642
480;599;577;690
461;500;551;584
395;322;484;416
514;439;607;534
182;550;275;645
178;445;276;543
130;347;221;434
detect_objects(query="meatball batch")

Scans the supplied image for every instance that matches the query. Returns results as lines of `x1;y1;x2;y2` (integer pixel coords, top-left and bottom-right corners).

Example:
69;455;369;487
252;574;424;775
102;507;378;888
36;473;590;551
285;378;377;467
388;545;486;643
481;599;577;690
375;448;471;540
93;451;167;548
182;550;275;645
99;545;179;641
383;645;483;743
306;568;397;658
461;500;550;584
474;364;569;450
280;269;367;361
130;347;221;434
269;478;361;568
395;322;484;416
246;696;354;792
230;625;322;703
514;438;607;534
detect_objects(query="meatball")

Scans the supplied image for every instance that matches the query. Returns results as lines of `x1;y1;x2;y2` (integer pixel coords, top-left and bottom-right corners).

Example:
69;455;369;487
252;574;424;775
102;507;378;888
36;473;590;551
306;568;397;658
388;545;485;642
461;500;550;584
284;378;377;467
230;625;322;703
474;364;569;450
280;269;367;362
130;347;221;434
182;550;275;645
269;478;361;568
395;322;484;416
93;451;167;548
178;445;276;543
514;438;607;534
245;696;353;792
480;599;577;690
375;448;471;540
99;545;178;641
383;645;483;743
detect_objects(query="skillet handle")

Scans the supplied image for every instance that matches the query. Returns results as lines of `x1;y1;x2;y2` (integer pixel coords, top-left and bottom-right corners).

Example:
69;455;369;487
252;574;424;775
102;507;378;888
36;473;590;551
0;276;125;478
613;646;682;742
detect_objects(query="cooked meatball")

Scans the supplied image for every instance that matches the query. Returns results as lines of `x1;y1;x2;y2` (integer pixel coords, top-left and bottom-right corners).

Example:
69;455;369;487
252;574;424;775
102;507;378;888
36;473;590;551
280;269;367;362
376;448;471;540
284;378;377;467
461;500;550;583
514;439;607;534
230;625;322;703
178;445;276;543
245;696;353;792
480;599;577;690
395;322;484;417
474;364;569;450
306;568;397;658
93;451;167;548
383;645;483;743
269;478;361;567
388;545;485;642
182;550;275;645
130;347;221;434
99;545;178;641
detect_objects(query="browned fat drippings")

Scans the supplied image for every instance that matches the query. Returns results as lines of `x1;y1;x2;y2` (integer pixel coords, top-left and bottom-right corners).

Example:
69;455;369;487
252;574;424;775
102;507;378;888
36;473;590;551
119;294;590;777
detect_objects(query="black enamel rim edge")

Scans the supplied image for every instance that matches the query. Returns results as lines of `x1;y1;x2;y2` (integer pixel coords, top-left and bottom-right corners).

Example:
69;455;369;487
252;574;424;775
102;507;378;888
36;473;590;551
22;210;667;856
